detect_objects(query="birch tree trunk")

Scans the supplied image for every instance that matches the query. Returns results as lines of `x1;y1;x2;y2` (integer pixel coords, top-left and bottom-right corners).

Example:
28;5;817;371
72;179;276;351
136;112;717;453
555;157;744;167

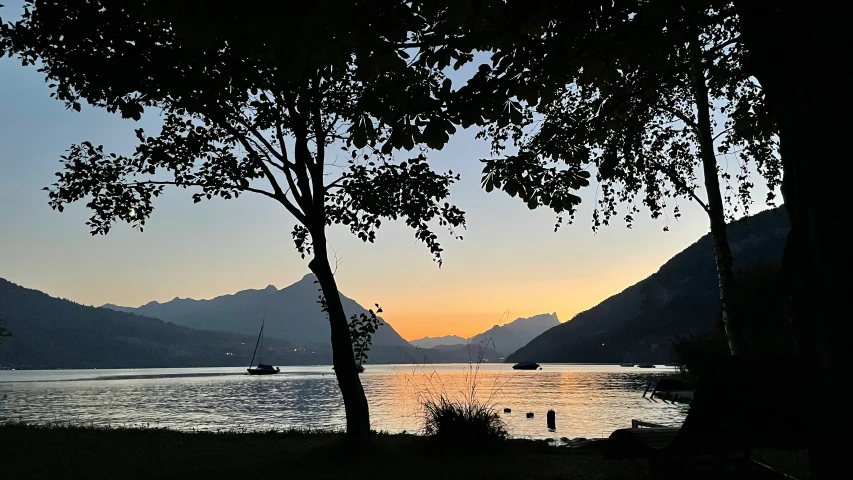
689;35;746;356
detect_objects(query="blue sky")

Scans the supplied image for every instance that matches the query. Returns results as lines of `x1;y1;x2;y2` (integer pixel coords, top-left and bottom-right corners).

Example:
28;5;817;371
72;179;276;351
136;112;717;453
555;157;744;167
0;2;771;339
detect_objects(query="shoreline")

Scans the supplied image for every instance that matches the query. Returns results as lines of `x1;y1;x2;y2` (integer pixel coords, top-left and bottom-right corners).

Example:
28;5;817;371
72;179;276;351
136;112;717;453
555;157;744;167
0;423;629;480
0;423;810;479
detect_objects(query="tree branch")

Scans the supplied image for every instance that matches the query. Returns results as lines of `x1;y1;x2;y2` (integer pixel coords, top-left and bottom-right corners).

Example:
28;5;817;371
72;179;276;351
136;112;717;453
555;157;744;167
712;127;733;142
657;105;698;132
215;117;308;224
125;180;280;202
283;92;317;218
645;158;710;213
244;135;287;172
234;116;288;167
325;175;346;192
269;126;308;210
274;121;295;168
310;75;327;209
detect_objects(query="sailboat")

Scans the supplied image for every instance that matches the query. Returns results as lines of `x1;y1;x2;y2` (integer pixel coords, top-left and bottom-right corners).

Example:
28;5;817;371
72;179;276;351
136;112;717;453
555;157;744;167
247;313;280;375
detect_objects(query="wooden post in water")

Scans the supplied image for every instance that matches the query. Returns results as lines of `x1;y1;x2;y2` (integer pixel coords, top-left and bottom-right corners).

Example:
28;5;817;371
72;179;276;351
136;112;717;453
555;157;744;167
547;410;556;430
642;377;654;398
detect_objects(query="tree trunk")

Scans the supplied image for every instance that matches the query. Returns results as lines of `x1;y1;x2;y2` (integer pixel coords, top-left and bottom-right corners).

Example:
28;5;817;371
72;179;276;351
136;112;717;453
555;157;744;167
688;35;746;356
308;230;371;446
734;1;850;477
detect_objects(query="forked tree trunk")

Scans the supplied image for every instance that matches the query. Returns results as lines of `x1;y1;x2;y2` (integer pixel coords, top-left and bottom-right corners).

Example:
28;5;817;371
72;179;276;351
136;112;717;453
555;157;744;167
308;230;371;446
733;2;848;477
689;36;746;356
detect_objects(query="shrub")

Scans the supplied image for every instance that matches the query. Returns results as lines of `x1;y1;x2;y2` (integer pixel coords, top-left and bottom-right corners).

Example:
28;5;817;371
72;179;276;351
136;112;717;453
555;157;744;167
406;311;513;450
422;394;508;449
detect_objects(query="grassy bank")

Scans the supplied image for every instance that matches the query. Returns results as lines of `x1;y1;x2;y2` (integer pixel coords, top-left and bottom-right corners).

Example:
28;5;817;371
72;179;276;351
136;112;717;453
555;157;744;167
0;424;632;480
0;424;808;479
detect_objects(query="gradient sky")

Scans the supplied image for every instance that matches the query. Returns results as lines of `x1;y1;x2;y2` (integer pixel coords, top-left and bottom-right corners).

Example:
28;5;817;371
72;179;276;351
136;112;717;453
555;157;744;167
0;2;771;340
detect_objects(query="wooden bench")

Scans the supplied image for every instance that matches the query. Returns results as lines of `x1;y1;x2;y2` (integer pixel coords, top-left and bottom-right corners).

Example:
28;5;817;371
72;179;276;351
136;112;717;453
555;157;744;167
605;355;808;466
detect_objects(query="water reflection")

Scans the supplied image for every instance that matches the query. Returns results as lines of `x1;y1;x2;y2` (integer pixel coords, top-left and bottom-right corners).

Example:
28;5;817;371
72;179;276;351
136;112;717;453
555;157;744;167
0;364;687;439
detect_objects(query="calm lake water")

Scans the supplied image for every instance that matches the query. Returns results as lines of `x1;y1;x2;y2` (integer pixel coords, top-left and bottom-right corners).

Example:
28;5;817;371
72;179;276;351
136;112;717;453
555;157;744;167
0;364;687;439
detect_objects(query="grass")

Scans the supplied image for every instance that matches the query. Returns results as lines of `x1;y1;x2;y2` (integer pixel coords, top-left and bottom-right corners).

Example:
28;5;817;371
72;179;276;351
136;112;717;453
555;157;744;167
407;311;516;449
0;423;813;479
0;423;633;480
422;394;508;449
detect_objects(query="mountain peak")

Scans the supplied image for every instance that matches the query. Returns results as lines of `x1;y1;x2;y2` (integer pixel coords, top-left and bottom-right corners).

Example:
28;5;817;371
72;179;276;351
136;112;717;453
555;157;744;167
511;312;560;325
409;335;467;349
87;271;411;348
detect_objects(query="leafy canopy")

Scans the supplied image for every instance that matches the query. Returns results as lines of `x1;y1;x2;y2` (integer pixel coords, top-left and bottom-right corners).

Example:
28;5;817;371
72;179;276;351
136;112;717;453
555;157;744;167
0;0;467;263
436;0;779;230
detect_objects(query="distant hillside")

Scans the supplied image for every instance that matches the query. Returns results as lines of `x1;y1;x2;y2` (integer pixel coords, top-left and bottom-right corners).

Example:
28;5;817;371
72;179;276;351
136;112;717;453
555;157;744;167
409;335;467;349
0;278;331;369
410;313;560;357
102;274;410;348
417;343;504;363
0;278;504;368
469;313;560;355
428;343;468;350
507;207;790;364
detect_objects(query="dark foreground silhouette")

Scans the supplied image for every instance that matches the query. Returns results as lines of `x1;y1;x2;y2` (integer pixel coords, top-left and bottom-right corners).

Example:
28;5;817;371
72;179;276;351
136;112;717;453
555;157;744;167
0;424;808;479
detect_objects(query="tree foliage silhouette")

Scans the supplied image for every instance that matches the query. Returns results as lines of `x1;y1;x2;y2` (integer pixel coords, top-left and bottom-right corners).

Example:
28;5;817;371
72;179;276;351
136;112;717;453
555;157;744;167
429;0;842;474
432;1;778;355
0;0;466;445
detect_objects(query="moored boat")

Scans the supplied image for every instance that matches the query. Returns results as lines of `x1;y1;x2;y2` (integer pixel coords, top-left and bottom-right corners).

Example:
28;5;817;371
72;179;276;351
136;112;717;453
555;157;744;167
246;313;280;375
247;363;280;375
512;361;541;370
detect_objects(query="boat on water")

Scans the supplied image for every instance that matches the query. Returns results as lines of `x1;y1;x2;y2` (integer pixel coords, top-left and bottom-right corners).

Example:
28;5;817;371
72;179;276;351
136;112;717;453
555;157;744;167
637;363;656;368
512;361;541;370
247;313;280;375
248;363;280;375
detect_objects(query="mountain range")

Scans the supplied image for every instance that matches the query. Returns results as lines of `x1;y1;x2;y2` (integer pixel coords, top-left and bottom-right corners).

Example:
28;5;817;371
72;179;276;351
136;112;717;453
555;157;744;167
1;206;789;369
0;278;306;369
410;313;561;356
507;206;789;364
102;274;410;348
0;276;501;368
409;335;468;349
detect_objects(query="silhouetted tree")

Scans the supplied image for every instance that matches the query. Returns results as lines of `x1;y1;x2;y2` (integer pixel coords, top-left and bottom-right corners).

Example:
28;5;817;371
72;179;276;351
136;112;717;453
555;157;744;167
732;3;848;476
433;2;841;473
436;1;778;355
0;0;465;445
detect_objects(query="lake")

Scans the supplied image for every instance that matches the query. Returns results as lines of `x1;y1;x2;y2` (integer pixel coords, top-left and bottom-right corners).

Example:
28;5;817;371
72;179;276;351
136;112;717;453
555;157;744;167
0;364;688;440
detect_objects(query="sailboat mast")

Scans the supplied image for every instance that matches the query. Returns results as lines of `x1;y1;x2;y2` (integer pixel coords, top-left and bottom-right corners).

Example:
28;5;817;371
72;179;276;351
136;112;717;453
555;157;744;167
249;312;265;368
258;316;264;365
